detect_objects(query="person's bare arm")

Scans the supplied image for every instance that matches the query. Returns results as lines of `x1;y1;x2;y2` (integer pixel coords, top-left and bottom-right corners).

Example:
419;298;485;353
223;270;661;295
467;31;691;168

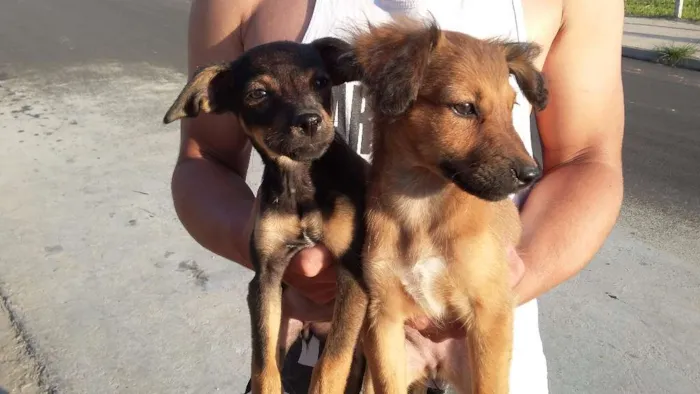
513;0;625;304
171;0;338;308
171;0;258;266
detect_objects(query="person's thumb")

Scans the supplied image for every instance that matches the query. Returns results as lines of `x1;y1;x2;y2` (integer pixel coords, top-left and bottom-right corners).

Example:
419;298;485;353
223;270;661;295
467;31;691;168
290;245;333;277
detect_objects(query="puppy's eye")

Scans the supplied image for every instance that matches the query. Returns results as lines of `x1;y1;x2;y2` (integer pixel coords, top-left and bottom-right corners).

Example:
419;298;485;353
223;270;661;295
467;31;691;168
247;89;267;101
451;103;477;117
314;76;330;89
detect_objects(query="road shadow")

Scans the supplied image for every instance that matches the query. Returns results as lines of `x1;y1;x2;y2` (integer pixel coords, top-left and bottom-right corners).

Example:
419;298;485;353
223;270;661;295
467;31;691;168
0;387;9;394
628;19;700;32
626;31;700;44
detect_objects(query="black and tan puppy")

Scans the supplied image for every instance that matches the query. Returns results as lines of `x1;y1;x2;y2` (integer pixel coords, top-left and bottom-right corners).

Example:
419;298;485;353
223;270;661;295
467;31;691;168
342;18;548;394
162;39;369;394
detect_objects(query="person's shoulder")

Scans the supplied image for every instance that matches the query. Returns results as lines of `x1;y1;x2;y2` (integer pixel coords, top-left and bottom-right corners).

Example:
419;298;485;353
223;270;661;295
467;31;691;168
191;0;262;21
179;0;265;169
561;0;624;27
187;0;264;70
188;0;263;51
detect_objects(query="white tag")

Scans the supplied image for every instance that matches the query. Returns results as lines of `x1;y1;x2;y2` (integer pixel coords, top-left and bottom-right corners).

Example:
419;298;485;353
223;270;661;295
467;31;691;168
297;335;321;367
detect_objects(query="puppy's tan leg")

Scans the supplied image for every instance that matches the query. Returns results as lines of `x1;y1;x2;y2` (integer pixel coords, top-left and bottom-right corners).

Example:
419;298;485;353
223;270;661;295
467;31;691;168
361;337;427;394
466;303;513;394
309;267;368;394
361;362;374;394
309;195;369;394
249;247;300;393
248;212;305;394
344;343;368;394
361;211;409;394
248;269;285;394
364;297;407;394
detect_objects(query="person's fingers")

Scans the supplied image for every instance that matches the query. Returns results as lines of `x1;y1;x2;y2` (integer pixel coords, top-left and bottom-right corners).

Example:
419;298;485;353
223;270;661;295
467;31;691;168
279;315;305;351
406;316;466;341
281;275;336;304
404;325;438;375
285;279;336;304
283;287;335;321
309;286;337;305
307;321;332;338
406;315;432;331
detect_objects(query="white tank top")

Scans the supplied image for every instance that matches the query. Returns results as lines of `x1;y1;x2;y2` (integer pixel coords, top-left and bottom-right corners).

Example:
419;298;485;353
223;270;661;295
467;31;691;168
300;0;534;206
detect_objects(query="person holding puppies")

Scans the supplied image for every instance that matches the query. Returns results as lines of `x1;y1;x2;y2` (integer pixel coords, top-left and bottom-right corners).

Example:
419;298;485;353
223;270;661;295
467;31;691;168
170;0;625;393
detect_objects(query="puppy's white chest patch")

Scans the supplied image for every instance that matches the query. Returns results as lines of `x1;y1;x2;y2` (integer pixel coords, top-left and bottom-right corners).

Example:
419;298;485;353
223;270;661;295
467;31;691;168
400;257;448;318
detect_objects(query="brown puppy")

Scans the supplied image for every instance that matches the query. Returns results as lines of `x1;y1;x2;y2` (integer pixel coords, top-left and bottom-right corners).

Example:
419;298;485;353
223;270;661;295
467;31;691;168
162;39;369;394
345;18;548;394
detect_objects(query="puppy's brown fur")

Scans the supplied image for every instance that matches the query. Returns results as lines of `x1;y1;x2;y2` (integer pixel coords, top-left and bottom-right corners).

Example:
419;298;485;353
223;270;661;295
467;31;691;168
345;18;548;394
163;39;369;394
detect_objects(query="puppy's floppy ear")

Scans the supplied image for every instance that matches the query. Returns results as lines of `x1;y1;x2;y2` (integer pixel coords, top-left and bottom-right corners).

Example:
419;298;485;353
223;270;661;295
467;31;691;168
354;17;442;116
163;62;235;124
310;37;362;85
502;42;548;111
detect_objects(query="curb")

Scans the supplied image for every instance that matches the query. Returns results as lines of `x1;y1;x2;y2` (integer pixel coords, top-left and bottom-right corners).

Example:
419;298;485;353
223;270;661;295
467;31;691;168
622;46;700;71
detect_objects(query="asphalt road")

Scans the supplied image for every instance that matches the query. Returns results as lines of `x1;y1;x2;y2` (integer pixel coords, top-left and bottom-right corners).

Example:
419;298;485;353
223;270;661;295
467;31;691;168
0;1;698;393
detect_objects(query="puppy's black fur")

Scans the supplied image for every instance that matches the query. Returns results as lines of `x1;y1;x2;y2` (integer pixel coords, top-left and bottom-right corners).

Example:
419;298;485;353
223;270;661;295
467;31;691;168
163;38;368;394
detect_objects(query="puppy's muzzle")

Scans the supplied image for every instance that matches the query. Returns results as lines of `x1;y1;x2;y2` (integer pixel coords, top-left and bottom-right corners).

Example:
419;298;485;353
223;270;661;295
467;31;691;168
513;163;541;187
441;158;542;201
293;111;322;135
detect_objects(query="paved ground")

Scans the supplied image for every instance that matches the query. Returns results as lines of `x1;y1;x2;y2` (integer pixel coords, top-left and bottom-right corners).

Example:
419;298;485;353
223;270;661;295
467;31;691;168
624;16;700;60
0;297;43;394
0;2;698;393
623;16;700;70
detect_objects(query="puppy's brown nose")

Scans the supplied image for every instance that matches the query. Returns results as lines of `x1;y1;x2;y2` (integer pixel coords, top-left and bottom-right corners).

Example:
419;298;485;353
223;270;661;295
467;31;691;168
515;165;541;186
294;113;322;134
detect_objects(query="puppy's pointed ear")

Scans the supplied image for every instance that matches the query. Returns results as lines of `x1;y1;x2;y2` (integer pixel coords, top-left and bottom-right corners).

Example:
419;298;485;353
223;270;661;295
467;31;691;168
163;62;235;124
353;17;442;116
310;37;362;85
502;42;548;111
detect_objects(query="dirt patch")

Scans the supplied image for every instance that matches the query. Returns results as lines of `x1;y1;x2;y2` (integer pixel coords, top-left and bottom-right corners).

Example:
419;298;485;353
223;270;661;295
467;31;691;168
0;298;46;393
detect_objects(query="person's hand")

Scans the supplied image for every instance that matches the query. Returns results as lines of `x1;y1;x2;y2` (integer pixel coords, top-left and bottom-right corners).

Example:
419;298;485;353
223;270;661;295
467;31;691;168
406;245;525;341
282;245;338;321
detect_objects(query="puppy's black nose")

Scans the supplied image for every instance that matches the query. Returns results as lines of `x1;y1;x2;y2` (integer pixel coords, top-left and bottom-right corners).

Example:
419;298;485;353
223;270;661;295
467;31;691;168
294;113;322;133
515;165;541;186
